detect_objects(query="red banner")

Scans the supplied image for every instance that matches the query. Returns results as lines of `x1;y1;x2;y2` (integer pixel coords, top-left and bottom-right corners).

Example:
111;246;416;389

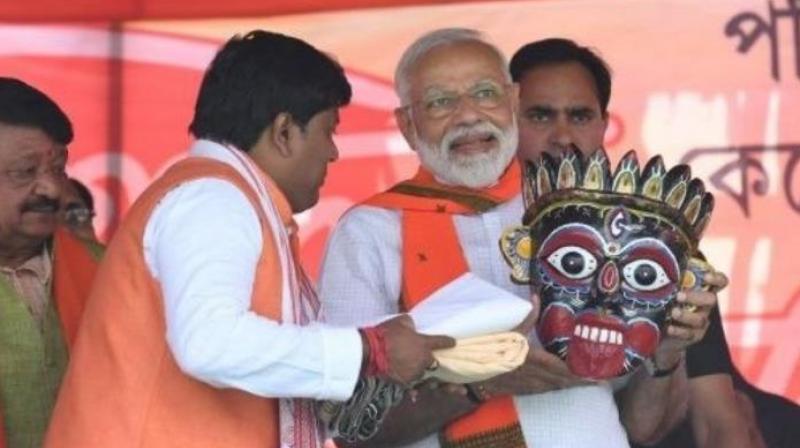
1;0;798;402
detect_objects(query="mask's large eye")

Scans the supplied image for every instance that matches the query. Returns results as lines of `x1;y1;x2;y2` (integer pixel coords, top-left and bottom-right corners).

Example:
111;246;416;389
546;246;598;280
622;260;671;291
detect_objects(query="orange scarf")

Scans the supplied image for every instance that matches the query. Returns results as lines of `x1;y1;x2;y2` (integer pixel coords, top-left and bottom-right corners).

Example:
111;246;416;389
364;160;526;447
0;228;100;448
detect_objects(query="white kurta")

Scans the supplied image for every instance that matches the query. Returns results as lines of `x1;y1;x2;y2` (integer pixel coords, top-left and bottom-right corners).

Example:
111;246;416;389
319;194;631;448
141;139;363;402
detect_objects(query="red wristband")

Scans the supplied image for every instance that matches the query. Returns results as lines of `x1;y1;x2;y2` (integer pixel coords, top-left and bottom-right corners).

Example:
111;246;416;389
360;326;389;377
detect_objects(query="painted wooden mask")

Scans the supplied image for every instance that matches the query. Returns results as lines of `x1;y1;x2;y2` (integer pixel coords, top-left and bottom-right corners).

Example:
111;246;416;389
501;148;715;379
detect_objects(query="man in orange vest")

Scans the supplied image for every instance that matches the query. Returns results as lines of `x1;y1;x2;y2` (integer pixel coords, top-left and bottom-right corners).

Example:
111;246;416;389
0;78;102;448
45;30;452;448
319;28;724;448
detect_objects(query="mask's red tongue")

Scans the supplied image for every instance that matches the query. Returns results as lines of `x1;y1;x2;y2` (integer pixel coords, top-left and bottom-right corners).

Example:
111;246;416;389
567;338;624;379
566;314;626;379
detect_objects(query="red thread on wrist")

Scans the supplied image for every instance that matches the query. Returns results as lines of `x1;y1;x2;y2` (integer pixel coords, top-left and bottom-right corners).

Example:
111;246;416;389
361;326;389;377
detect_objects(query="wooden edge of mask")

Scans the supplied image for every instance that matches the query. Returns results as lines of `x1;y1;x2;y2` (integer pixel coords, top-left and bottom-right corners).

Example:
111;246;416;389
499;225;534;284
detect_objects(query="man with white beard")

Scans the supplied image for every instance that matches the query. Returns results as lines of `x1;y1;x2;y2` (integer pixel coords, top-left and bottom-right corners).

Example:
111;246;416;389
318;28;632;447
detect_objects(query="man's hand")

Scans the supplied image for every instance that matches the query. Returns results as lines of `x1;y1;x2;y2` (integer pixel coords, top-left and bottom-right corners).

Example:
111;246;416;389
377;314;455;386
478;346;593;397
477;293;592;397
655;271;728;368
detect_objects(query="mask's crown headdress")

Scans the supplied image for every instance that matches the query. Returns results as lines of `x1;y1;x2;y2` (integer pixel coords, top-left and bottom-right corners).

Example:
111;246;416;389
522;147;714;247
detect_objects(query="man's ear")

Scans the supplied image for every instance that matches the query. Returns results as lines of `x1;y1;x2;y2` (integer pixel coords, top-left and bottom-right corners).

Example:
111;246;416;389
394;107;417;152
271;112;294;158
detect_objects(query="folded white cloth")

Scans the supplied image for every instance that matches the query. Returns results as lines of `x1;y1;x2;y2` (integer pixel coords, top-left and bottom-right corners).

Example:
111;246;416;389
409;273;533;383
428;332;529;383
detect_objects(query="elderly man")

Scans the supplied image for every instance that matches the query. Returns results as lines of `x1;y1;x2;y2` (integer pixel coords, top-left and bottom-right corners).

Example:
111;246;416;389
45;31;452;448
319;29;721;447
0;78;102;447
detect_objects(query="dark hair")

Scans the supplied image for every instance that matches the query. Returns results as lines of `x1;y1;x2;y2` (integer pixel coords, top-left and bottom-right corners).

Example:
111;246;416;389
510;38;612;113
0;77;73;145
68;177;95;211
189;30;352;152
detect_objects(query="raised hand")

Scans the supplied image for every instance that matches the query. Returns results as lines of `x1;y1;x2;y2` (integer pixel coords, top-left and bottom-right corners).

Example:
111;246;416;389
655;271;728;368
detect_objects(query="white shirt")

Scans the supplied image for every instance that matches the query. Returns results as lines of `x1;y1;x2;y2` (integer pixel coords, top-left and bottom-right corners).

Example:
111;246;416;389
319;195;630;448
142;140;362;401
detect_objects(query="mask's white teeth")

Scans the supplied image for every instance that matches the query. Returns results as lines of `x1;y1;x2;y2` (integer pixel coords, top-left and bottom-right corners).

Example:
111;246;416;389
599;329;609;343
573;325;627;345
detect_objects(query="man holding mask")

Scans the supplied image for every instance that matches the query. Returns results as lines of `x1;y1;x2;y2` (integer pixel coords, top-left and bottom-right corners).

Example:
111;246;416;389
319;29;722;447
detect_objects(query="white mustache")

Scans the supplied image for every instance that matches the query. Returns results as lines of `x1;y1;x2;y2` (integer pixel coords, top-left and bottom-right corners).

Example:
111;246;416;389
441;122;503;150
412;118;517;189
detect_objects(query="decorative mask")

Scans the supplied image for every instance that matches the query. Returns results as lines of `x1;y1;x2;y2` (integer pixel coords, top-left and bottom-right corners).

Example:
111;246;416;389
501;148;715;379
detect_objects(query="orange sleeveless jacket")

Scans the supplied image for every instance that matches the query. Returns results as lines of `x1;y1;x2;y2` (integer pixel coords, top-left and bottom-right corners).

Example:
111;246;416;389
45;158;287;447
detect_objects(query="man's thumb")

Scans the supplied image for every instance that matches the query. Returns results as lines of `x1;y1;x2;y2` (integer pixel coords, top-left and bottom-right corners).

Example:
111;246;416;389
426;334;456;350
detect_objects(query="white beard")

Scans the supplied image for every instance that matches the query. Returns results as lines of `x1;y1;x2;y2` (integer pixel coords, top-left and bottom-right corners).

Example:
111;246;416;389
413;119;518;189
